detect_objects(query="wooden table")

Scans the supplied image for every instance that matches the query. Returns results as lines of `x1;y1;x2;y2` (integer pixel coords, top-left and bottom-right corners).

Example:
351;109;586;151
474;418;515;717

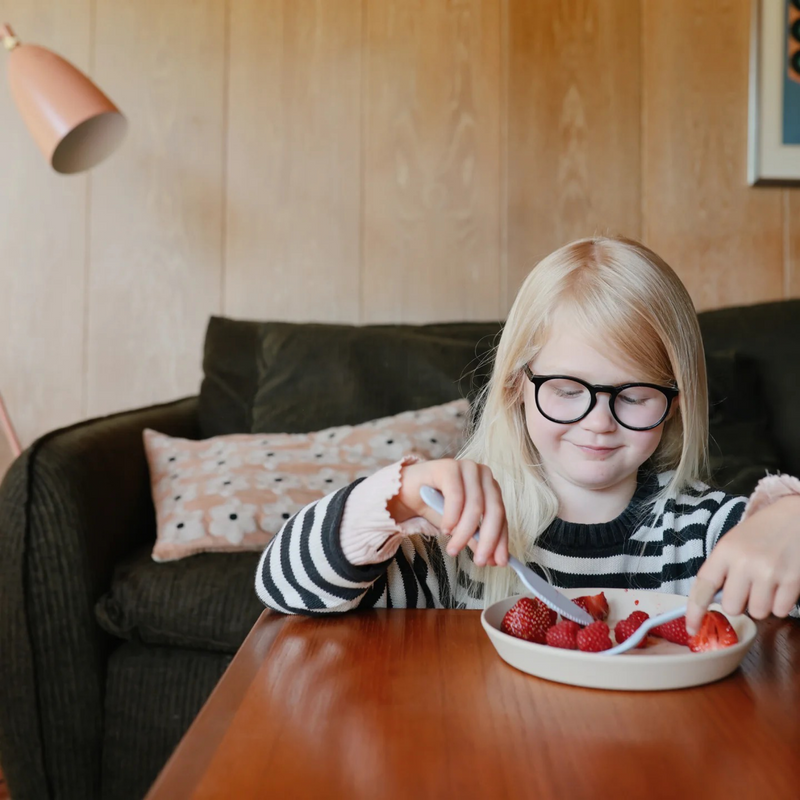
146;610;800;799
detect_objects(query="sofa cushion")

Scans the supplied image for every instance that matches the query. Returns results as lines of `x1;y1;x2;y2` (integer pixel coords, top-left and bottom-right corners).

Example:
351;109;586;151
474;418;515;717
95;547;263;653
198;316;265;437
198;317;502;438
706;350;782;495
699;300;800;476
251;321;503;433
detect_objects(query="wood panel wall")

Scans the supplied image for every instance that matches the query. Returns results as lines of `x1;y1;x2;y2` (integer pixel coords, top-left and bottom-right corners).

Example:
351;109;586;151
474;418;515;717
1;0;798;448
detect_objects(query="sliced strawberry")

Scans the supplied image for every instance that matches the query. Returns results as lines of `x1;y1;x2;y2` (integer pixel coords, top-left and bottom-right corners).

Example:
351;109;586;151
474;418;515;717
688;610;739;652
650;616;691;646
572;592;609;622
576;621;613;652
545;620;580;649
614;610;650;648
501;597;552;644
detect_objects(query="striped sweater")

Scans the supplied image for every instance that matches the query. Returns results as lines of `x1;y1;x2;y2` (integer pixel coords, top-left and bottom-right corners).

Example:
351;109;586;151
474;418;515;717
254;469;800;616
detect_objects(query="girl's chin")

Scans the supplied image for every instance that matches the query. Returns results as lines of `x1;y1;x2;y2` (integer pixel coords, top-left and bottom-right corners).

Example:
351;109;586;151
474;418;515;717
564;465;636;490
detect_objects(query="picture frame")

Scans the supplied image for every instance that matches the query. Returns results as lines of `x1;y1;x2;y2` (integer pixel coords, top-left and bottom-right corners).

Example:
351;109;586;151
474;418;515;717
748;0;800;185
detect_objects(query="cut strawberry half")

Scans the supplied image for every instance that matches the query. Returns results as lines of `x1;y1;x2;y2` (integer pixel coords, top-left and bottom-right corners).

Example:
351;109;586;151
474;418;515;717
688;610;739;652
572;592;609;622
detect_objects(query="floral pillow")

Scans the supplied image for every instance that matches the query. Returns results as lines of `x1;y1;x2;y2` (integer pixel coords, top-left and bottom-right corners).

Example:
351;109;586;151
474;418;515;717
145;398;470;562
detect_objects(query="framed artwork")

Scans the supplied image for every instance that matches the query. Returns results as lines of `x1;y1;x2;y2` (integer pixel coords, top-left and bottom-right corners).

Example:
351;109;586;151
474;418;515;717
748;0;800;185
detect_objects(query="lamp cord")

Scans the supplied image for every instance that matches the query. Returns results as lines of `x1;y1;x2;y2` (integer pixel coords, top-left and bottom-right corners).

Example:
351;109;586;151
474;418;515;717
1;23;20;51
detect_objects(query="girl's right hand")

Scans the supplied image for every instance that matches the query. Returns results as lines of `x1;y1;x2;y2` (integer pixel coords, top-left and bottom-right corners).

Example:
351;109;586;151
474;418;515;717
386;459;509;568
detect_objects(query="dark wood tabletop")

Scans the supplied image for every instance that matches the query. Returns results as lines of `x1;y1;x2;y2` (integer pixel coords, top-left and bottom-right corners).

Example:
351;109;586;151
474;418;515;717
146;609;800;800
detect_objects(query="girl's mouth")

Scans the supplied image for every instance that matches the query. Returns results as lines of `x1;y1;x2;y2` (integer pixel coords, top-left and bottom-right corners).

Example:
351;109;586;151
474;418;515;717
572;443;620;457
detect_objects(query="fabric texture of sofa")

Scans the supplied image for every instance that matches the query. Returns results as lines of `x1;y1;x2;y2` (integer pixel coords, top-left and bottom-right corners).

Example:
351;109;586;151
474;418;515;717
0;301;797;800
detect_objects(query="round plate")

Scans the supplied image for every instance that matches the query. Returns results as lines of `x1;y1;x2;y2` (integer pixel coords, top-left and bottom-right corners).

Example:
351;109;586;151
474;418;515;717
481;587;758;691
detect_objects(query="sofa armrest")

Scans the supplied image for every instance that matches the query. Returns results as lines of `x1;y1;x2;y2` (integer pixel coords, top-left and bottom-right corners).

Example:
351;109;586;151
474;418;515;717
0;396;201;800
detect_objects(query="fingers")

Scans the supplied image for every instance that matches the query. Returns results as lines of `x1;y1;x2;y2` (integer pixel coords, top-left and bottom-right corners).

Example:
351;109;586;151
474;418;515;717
416;459;507;567
773;579;800;617
473;468;508;567
443;460;485;558
686;574;722;635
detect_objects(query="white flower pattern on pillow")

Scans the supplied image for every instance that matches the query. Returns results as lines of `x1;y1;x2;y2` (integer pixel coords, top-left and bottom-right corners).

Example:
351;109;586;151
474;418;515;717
204;474;250;496
209;502;258;544
164;510;205;542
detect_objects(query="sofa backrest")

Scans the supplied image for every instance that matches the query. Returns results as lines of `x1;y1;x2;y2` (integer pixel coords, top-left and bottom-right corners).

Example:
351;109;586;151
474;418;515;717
199;302;797;492
198;316;503;437
698;300;800;477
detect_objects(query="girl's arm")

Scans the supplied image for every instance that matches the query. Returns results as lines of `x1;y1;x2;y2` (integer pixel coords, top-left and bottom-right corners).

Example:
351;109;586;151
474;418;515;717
254;455;509;615
254;459;458;614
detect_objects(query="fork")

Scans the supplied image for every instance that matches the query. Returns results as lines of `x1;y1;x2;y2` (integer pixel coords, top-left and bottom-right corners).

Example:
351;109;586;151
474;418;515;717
601;590;724;655
419;485;594;626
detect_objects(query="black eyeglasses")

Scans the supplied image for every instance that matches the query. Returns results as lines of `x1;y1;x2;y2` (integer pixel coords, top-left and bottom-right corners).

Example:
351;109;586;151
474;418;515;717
523;366;679;431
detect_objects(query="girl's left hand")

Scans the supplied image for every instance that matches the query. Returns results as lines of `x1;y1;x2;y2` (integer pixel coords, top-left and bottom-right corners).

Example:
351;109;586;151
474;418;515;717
686;494;800;635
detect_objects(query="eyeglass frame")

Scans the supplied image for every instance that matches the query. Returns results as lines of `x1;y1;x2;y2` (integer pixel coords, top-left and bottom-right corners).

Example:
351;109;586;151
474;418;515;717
522;365;680;432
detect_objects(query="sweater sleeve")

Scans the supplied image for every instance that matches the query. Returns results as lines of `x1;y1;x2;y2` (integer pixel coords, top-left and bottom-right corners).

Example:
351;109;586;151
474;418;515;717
254;464;455;615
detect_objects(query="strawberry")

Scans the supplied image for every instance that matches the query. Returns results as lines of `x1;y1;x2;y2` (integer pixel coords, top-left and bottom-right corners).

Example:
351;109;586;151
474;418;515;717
576;621;613;652
688;610;739;653
501;597;552;644
545;620;580;649
572;592;609;622
650;616;691;646
614;610;650;648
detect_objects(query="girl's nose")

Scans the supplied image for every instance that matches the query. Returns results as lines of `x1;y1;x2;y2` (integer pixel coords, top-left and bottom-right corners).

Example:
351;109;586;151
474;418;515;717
580;394;617;433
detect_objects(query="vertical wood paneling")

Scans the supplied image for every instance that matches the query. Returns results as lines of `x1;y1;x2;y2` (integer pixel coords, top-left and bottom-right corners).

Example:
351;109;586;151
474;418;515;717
506;0;641;308
87;0;225;417
643;0;783;311
225;0;362;323
0;1;89;447
362;0;501;323
3;0;800;448
788;190;800;297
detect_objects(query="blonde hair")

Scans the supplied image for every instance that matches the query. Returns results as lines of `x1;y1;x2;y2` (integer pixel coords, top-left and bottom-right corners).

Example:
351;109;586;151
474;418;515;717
456;235;709;607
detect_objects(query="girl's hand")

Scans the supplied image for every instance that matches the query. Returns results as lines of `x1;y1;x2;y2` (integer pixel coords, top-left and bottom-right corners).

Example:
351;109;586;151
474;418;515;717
686;495;800;635
386;459;509;568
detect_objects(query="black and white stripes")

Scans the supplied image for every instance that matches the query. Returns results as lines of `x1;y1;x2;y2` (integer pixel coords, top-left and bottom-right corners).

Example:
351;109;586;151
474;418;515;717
255;472;798;618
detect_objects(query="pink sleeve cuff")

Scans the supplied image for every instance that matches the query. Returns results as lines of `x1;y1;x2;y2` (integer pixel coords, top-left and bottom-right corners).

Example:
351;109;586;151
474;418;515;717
742;473;800;522
339;455;441;566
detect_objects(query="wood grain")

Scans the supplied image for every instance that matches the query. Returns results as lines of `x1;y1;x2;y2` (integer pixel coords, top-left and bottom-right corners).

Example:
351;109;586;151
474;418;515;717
505;0;642;309
642;0;784;311
146;610;800;800
86;0;225;418
224;0;362;323
362;0;501;323
0;0;89;446
788;189;800;297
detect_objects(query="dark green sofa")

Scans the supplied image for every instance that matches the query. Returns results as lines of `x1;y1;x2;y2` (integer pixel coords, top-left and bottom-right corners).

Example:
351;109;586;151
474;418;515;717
1;302;797;800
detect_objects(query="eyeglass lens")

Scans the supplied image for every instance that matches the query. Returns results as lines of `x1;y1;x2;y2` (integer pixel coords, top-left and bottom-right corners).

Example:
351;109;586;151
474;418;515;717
537;378;668;429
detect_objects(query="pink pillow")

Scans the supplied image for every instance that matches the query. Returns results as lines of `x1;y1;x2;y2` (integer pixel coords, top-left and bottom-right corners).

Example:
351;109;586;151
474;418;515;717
144;399;469;562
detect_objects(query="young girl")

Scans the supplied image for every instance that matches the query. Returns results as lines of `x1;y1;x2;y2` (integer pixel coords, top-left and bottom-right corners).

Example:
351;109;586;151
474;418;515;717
255;236;800;629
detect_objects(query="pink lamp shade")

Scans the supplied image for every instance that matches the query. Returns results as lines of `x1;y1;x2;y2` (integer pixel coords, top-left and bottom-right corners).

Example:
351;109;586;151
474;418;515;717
2;23;126;173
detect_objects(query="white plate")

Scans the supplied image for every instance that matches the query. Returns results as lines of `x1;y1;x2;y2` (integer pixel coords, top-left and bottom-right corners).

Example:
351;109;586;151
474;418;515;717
481;587;758;691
